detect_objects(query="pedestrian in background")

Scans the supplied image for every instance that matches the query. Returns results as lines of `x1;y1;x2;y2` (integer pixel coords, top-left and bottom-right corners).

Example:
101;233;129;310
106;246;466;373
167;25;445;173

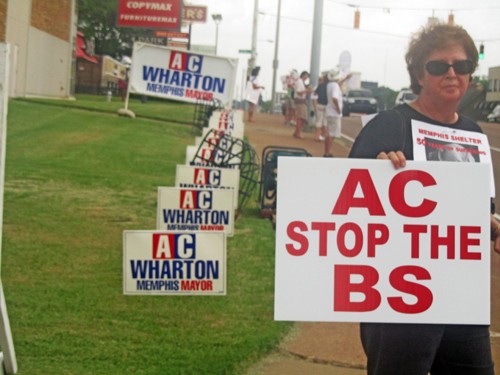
349;22;498;375
313;72;328;142
323;69;344;156
283;69;298;126
293;70;312;139
245;66;264;123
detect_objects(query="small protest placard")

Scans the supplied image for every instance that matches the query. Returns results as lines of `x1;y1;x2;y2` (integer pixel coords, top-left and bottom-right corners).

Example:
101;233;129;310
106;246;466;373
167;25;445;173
411;120;494;197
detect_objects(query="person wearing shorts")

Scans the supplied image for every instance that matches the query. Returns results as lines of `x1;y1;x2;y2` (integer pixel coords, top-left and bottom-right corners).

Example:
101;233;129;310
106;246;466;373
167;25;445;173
292;71;311;139
313;73;328;141
324;69;343;157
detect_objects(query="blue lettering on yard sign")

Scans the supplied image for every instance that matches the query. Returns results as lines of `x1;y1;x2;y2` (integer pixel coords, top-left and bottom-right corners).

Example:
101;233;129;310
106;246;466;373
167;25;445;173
152;233;196;259
168;51;203;74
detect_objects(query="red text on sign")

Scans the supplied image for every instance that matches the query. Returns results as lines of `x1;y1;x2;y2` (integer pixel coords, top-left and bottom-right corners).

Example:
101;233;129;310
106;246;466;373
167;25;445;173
333;264;433;314
331;169;437;218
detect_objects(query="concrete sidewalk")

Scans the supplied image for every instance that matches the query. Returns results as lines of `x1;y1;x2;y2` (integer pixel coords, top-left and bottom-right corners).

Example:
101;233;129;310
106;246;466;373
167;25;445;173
243;111;500;375
245;322;366;375
243;112;366;374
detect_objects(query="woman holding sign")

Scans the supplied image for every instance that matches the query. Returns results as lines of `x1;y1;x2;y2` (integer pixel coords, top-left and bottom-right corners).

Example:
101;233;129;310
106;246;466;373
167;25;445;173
350;23;499;375
245;66;264;123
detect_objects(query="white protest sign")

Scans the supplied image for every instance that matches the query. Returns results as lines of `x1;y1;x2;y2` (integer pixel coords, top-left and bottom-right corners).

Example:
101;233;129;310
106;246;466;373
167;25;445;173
123;231;226;295
175;165;240;209
129;42;237;105
411;120;495;197
275;157;490;324
157;187;234;236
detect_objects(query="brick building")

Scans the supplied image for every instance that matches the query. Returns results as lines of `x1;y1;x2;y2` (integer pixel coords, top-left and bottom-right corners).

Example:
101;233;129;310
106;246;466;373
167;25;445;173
0;0;77;98
76;31;128;95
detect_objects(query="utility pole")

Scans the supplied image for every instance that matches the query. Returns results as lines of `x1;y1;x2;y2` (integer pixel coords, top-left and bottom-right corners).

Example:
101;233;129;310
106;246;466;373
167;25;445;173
271;0;282;108
248;0;259;77
309;0;324;125
310;0;323;88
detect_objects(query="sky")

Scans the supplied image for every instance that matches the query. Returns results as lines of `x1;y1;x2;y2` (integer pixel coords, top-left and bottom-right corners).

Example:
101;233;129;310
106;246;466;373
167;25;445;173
186;0;500;101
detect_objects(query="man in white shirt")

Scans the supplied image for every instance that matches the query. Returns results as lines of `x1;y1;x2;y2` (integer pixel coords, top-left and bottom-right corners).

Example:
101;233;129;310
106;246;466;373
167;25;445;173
292;71;312;139
245;66;264;123
324;69;344;157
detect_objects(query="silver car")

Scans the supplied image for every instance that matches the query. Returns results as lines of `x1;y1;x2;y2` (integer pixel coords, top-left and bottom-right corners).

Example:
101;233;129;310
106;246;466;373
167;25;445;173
487;104;500;123
395;89;418;105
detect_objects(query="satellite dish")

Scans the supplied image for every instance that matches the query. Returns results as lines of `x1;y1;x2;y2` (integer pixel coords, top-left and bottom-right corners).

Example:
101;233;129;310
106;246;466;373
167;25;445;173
338;51;351;75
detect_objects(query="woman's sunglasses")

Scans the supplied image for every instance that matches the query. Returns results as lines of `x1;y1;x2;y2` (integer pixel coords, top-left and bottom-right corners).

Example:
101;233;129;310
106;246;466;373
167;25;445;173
425;59;474;76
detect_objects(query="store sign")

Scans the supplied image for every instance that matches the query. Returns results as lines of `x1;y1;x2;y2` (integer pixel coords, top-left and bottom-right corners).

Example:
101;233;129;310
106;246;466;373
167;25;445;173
182;5;207;23
117;0;182;30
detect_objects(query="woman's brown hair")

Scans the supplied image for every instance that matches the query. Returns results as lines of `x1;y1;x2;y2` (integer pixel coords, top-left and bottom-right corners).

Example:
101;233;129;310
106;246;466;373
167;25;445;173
405;23;478;94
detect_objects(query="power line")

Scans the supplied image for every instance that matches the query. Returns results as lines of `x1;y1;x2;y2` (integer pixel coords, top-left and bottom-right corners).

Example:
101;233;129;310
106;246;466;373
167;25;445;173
326;0;500;12
259;10;500;42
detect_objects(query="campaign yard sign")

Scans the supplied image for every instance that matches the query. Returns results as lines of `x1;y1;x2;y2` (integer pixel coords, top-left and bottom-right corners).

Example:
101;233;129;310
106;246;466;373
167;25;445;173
185;141;242;169
208;110;245;139
175;165;240;209
196;129;244;162
185;145;199;165
275;157;491;324
129;42;237;105
123;231;226;295
198;128;244;156
157;187;235;236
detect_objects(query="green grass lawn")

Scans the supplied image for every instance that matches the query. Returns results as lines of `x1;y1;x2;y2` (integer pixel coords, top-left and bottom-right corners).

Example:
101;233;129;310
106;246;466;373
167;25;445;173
18;94;197;124
1;98;290;374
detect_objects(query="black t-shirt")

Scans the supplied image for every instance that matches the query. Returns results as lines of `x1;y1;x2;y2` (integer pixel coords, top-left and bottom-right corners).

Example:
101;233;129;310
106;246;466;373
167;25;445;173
349;104;483;160
349;104;494;212
314;82;329;106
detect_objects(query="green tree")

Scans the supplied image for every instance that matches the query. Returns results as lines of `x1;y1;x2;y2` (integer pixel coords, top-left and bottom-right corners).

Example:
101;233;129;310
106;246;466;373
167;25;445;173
373;86;398;110
77;0;150;59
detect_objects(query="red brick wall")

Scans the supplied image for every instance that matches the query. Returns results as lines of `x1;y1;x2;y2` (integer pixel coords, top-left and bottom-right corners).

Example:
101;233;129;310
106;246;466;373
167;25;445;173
0;0;7;42
31;0;71;41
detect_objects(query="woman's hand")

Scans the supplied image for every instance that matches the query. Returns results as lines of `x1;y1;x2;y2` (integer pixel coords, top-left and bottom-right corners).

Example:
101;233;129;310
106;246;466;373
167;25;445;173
377;151;407;169
494;236;500;255
491;215;500;254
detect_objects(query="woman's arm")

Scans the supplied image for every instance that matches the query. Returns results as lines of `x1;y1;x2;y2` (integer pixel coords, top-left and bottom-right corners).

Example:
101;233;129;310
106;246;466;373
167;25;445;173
491;214;500;254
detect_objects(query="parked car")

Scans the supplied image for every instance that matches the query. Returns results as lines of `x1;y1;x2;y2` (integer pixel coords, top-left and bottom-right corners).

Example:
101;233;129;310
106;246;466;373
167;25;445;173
487;104;500;123
395;89;418;105
343;89;378;116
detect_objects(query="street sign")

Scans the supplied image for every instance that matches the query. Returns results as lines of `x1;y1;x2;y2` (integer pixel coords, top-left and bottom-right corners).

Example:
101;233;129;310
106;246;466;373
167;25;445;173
238;49;252;54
